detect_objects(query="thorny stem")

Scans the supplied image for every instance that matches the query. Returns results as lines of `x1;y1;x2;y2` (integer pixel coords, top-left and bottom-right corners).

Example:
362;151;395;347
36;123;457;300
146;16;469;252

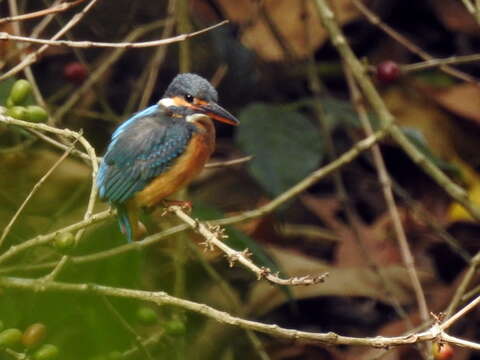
172;206;328;286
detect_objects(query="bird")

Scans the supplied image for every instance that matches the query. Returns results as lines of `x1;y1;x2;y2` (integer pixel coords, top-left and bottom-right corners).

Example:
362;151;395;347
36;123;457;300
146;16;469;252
96;73;239;242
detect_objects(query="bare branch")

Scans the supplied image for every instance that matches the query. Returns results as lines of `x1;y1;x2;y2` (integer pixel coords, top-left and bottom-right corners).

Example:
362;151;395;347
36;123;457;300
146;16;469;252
0;0;86;25
0;20;229;49
0;0;99;81
0;276;478;349
172;206;328;286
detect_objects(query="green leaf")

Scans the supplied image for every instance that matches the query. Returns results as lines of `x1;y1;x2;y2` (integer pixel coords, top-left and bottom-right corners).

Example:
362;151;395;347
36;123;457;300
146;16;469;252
235;103;324;196
321;97;360;128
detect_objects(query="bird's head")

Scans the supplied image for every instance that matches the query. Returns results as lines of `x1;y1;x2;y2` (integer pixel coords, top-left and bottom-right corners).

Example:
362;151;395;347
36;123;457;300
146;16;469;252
158;73;239;126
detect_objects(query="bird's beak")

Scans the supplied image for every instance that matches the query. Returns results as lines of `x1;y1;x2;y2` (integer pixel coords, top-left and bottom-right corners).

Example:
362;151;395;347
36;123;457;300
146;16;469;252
195;101;240;126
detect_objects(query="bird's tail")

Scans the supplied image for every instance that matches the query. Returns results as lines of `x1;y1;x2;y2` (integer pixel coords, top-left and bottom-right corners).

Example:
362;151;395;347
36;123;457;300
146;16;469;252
117;201;145;242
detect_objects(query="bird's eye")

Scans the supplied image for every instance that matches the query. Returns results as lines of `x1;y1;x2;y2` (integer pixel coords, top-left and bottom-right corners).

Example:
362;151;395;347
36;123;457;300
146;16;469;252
184;94;194;103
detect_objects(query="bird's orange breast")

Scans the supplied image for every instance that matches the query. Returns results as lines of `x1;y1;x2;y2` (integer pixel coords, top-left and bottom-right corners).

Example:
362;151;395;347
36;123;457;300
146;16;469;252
134;129;214;208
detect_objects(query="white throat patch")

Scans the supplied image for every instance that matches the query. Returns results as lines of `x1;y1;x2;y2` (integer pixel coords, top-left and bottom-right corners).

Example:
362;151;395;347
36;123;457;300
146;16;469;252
158;97;176;108
186;113;209;123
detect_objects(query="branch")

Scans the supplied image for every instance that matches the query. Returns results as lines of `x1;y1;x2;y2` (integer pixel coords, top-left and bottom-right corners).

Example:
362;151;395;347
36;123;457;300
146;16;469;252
0;135;80;247
313;0;480;222
0;112;98;247
0;128;386;269
171;206;327;286
0;20;228;49
0;0;100;81
0;209;113;265
344;68;429;323
205;155;252;169
352;0;480;85
0;0;86;25
0;276;478;349
401;53;480;73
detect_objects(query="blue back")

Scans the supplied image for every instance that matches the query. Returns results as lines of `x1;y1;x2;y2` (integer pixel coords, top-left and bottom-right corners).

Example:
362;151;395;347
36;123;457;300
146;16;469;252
97;105;195;204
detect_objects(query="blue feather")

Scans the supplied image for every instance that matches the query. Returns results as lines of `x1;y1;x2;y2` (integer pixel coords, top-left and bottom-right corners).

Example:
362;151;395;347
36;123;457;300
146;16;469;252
96;104;197;242
116;203;133;242
97;105;195;203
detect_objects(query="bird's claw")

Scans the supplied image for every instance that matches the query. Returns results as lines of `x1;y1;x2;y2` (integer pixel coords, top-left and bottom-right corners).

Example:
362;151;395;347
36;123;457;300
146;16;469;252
161;200;192;215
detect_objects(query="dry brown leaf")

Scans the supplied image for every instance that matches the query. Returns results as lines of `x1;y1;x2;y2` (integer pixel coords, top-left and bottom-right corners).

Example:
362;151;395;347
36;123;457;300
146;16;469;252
215;0;359;61
301;194;403;268
430;0;480;35
422;83;480;125
387;84;480;221
384;86;460;161
245;245;432;317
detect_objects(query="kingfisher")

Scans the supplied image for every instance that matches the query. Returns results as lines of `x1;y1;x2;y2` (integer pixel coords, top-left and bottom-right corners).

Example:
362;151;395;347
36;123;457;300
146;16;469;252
96;73;239;242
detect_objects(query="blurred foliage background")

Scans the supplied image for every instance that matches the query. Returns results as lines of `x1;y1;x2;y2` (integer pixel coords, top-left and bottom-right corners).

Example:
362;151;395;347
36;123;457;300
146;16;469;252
1;0;480;359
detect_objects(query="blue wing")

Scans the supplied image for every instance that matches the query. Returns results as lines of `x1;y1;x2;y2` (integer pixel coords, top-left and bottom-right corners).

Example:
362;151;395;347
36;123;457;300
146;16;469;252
97;105;195;204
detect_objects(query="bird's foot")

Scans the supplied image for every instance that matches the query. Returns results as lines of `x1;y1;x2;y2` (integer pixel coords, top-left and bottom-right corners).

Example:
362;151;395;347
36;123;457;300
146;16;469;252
161;200;192;215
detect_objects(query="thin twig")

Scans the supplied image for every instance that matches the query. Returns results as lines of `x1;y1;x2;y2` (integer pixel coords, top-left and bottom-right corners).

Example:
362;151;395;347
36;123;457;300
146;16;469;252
30;0;64;39
352;0;480;85
314;0;480;222
137;0;175;109
0;113;98;243
100;296;154;360
42;255;70;281
215;128;388;226
28;128;95;162
205;155;252;168
440;294;480;331
0;126;386;268
0;209;113;266
189;243;271;360
401;53;480;73
445;252;480;317
172;206;327;286
0;0;100;81
7;0;48;109
53;19;167;124
344;67;429;324
0;0;86;25
0;20;229;49
0;134;80;247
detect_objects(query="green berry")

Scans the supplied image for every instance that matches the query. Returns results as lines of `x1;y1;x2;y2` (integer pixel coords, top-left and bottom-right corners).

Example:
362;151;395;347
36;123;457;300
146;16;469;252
53;232;75;251
6;106;28;120
10;79;32;105
33;344;59;360
22;323;47;348
25;105;48;123
136;307;158;325
164;320;186;336
0;328;22;348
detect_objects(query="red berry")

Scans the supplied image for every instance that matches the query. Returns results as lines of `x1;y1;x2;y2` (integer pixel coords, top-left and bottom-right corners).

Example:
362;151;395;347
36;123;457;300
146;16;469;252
63;61;87;84
432;343;454;360
376;60;401;84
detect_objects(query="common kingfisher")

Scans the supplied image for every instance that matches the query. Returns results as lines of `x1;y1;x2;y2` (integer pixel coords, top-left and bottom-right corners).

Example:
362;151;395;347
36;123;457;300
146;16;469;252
97;73;239;242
